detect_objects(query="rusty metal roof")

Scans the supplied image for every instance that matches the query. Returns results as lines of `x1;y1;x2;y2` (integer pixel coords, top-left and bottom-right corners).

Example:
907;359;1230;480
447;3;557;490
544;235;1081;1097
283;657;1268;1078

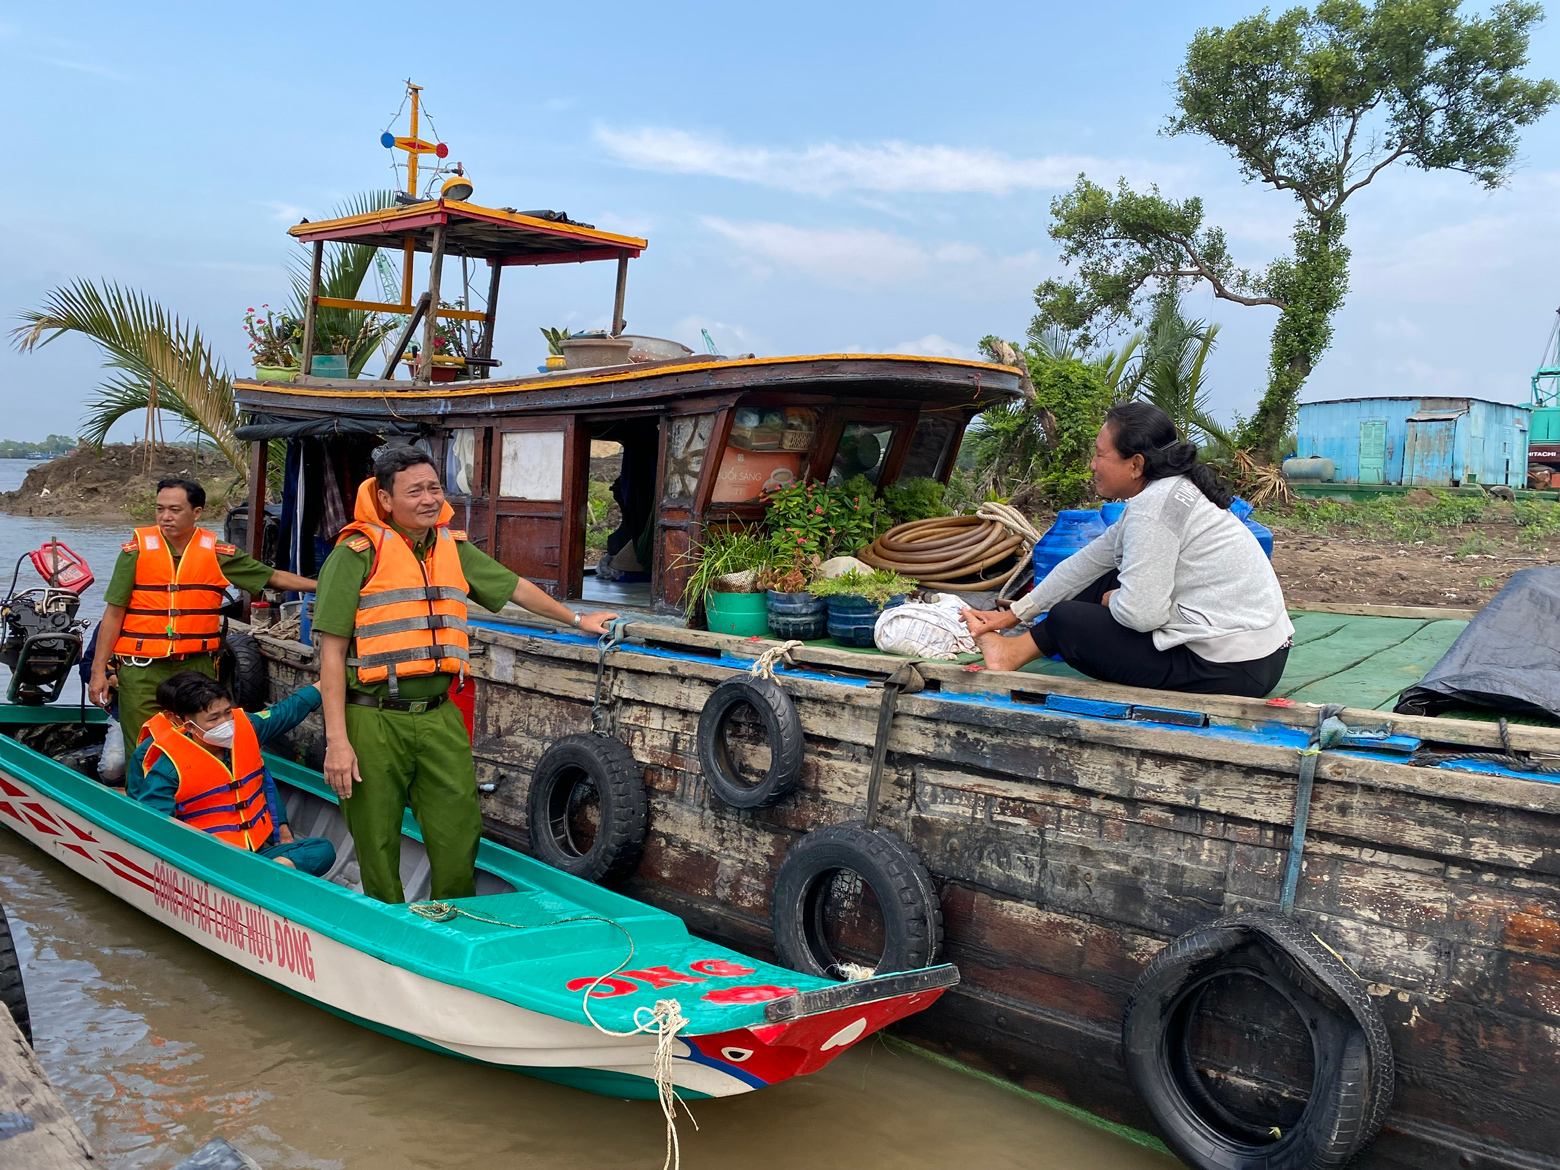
287;199;646;267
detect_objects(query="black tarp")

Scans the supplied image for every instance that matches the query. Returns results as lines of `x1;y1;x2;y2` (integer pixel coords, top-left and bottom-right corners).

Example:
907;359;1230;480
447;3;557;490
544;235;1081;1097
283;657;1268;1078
235;413;424;441
1395;566;1560;719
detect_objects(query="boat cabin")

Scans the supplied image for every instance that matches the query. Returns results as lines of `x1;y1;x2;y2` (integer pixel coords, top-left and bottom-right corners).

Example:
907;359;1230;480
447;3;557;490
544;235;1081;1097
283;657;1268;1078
233;201;1021;615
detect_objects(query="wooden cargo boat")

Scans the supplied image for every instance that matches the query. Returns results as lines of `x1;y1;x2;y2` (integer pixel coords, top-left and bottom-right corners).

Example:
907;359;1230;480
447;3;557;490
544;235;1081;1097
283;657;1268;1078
219;90;1557;1168
0;704;955;1099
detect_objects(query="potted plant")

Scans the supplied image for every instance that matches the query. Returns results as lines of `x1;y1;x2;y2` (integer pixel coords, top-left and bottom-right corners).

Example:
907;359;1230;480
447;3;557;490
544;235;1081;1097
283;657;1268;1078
244;305;298;381
540;326;572;371
761;552;826;640
680;527;772;637
808;568;918;647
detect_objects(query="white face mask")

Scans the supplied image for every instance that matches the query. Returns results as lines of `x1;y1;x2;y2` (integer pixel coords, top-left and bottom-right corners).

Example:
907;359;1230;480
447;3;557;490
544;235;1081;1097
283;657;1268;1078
197;719;236;749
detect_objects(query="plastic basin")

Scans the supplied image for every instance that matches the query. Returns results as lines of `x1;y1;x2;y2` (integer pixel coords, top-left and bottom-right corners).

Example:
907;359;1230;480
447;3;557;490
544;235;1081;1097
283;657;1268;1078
826;594;906;648
767;591;828;640
705;591;771;637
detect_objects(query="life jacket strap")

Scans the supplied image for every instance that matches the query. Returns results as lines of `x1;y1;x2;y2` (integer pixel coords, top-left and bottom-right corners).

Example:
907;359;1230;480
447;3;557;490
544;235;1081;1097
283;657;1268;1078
354;613;471;638
356;585;468;608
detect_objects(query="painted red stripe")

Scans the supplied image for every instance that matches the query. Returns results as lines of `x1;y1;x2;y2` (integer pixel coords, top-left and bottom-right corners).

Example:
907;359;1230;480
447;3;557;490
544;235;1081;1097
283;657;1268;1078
23;813;59;836
0;801;19;822
103;861;155;894
103;851;155;880
22;802;60;827
60;842;92;860
0;778;27;798
63;818;98;843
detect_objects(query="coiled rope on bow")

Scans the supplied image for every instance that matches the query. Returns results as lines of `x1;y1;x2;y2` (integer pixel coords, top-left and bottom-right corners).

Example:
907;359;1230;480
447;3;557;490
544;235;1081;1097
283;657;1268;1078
857;504;1040;592
409;899;695;1170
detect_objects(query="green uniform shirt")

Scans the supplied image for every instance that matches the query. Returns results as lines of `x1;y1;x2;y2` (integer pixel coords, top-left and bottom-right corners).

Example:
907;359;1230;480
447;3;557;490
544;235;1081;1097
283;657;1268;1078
104;539;276;606
312;522;519;699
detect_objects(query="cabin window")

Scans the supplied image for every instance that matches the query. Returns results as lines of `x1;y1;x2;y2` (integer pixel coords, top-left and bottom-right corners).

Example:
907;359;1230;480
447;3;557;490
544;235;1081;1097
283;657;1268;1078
663;413;716;503
711;407;820;503
445;428;477;495
828;422;899;486
499;430;566;500
899;415;959;480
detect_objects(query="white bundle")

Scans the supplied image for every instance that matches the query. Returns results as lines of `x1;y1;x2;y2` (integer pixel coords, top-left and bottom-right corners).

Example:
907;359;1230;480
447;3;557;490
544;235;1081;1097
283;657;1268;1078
98;717;126;782
873;595;976;661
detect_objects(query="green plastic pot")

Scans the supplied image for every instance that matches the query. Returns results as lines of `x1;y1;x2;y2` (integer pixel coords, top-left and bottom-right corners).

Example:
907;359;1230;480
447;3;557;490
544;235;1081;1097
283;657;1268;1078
705;590;771;637
254;364;295;382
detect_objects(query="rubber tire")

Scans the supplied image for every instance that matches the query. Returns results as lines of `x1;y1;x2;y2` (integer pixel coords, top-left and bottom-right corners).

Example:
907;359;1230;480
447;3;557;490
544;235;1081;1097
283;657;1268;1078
1122;911;1394;1170
697;676;804;809
220;631;269;712
0;900;32;1045
771;821;942;978
527;734;648;883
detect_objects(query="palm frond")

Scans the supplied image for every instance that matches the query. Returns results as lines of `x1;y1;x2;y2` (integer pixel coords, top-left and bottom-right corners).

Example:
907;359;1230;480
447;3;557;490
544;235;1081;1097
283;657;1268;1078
290;190;401;376
11;279;243;470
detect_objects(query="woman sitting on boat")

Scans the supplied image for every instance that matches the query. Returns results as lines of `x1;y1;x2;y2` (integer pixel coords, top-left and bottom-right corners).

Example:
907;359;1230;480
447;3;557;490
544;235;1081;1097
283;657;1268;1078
962;402;1292;698
128;671;336;875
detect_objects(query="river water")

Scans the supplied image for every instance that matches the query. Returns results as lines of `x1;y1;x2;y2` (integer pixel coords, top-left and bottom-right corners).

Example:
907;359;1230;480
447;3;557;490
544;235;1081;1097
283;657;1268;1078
0;458;1177;1169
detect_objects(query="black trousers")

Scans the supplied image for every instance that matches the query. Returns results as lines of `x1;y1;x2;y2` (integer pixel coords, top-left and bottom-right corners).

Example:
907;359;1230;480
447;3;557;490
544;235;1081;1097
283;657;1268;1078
1028;572;1289;698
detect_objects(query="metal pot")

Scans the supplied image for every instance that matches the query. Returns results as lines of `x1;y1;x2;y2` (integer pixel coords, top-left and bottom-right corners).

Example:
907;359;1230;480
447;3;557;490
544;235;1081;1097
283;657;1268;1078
621;335;694;363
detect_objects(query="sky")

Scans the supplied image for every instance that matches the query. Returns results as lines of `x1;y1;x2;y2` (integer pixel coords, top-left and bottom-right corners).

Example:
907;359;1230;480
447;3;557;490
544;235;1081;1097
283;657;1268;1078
4;0;1560;443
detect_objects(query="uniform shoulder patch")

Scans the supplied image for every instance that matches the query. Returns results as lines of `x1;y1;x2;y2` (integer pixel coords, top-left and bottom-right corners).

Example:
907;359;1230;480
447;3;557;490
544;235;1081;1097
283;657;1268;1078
121;540;137;553
447;529;469;542
214;541;237;555
344;535;373;553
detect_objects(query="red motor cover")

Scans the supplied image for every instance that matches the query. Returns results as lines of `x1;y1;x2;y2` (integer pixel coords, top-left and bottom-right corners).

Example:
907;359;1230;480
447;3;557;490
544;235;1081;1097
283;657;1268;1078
29;540;94;594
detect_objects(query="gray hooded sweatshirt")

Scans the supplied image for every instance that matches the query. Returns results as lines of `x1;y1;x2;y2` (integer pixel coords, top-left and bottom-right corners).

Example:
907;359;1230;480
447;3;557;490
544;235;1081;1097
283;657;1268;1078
1010;475;1293;663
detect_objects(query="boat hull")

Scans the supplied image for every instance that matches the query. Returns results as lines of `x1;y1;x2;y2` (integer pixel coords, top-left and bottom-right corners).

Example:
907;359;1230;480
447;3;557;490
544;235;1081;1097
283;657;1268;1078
0;729;951;1100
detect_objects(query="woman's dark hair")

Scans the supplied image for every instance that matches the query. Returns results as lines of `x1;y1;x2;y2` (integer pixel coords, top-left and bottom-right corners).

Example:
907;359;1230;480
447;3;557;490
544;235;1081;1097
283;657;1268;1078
1103;402;1232;509
155;477;206;509
373;444;439;494
155;671;231;718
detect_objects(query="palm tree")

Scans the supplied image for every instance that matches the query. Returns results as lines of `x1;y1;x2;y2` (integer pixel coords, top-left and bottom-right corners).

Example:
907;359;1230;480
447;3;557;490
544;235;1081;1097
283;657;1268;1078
11;191;401;474
289;190;400;376
11;280;244;470
1136;290;1234;452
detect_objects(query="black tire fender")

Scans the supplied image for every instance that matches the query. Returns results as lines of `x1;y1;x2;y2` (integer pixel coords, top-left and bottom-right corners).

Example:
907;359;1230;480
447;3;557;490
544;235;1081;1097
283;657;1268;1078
770;821;942;978
0;899;32;1045
1122;911;1394;1170
697;675;804;809
221;631;269;712
527;734;648;883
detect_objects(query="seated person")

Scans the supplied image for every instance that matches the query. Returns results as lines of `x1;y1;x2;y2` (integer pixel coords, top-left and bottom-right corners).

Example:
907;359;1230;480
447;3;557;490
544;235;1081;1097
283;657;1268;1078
962;403;1292;698
128;671;336;876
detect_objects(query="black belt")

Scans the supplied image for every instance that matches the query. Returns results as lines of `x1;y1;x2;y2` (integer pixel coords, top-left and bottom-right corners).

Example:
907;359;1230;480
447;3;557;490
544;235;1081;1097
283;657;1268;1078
346;691;449;714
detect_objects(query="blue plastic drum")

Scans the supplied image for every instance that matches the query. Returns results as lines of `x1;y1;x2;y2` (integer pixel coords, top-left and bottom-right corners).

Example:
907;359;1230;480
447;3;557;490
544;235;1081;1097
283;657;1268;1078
1032;510;1109;582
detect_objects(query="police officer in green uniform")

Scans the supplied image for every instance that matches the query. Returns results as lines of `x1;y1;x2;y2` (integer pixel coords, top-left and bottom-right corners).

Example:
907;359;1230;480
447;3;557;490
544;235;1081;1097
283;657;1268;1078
314;446;617;904
88;477;317;763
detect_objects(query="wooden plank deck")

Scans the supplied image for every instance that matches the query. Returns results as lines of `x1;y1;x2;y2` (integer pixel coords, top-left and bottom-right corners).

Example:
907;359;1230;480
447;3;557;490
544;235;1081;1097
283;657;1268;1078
0;1005;93;1169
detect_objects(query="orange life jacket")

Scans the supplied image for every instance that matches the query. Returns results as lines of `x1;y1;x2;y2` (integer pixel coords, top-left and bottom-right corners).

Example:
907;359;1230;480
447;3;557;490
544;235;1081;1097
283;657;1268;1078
140;711;276;851
114;527;230;658
335;479;471;697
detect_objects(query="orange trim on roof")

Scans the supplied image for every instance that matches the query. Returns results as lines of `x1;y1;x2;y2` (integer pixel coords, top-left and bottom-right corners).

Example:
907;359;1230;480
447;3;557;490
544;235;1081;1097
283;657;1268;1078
234;354;1020;401
287;199;647;251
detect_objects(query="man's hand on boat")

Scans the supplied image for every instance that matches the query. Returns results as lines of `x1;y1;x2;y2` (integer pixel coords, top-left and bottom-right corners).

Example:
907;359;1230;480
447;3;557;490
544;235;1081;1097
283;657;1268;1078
509;575;617;635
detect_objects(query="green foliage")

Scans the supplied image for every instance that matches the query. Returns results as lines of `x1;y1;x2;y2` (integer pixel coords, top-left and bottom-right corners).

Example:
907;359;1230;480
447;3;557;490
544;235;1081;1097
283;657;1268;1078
0;435;73;458
585;479;615;551
540;327;572;356
680;526;771;611
763;477;887;562
882;477;952;525
968;341;1116;508
1033;0;1558;460
1260;490;1560;545
11;279;244;470
806;568;918;605
1136;289;1234;450
289;190;402;377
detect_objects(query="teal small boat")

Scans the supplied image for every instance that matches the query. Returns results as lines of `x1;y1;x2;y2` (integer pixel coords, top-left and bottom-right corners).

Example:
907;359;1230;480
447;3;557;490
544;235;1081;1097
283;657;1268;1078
0;705;955;1100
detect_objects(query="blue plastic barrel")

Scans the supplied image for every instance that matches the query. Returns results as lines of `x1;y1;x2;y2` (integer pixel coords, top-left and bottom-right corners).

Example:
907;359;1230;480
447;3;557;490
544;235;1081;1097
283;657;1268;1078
1228;498;1274;559
1032;510;1109;581
826;594;906;648
1100;501;1126;527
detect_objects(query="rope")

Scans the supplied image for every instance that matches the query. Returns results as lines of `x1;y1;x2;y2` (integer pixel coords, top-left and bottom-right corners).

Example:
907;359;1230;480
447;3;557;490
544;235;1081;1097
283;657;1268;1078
857;505;1040;593
1411;716;1560;774
409;898;695;1170
1279;705;1346;916
592;618;632;736
749;640;803;681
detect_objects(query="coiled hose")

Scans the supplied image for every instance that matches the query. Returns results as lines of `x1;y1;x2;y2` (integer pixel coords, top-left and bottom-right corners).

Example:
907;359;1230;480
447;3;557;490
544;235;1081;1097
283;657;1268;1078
858;504;1040;592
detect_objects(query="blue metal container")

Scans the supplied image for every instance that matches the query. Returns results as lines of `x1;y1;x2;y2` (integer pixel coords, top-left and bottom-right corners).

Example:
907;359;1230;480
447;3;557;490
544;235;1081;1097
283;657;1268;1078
1228;498;1274;559
768;591;828;641
1032;510;1108;581
826;594;906;648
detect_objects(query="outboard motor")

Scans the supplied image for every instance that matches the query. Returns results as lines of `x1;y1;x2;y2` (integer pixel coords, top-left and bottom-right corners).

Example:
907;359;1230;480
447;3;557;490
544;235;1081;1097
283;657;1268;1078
1;540;94;705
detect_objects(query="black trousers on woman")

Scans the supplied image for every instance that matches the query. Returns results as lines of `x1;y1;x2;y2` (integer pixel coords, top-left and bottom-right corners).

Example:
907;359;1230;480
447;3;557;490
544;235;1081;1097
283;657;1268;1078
1027;571;1289;698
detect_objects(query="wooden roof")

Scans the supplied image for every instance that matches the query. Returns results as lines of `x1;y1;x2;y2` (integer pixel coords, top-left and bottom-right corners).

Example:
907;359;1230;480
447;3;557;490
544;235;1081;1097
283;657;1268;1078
287;199;646;267
234;353;1024;421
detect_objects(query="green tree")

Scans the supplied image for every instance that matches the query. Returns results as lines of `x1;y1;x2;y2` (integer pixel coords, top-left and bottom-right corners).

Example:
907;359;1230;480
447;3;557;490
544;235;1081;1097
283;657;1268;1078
1137;290;1235;450
1035;0;1557;459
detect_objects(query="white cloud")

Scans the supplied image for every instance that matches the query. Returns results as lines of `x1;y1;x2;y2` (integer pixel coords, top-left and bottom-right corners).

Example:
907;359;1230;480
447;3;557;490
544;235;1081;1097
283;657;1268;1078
703;217;929;285
596;126;1105;196
886;334;979;360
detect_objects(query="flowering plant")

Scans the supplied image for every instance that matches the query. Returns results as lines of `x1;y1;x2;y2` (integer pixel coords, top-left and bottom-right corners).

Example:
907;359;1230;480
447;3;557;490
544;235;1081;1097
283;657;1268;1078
762;476;887;562
432;299;468;357
243;305;298;367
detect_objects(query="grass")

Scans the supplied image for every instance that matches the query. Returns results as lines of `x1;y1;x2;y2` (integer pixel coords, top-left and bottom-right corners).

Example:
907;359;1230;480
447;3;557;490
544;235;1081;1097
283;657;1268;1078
1256;491;1560;547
